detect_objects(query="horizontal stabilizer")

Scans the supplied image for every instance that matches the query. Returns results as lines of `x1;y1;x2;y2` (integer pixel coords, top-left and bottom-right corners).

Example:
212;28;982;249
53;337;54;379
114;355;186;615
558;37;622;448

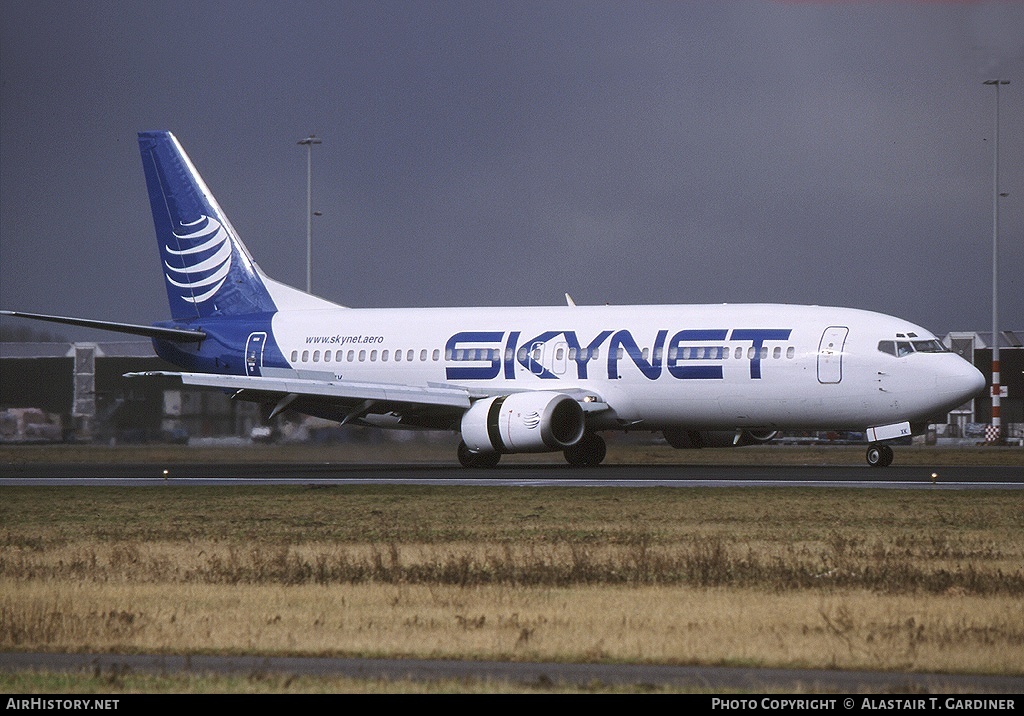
0;310;206;342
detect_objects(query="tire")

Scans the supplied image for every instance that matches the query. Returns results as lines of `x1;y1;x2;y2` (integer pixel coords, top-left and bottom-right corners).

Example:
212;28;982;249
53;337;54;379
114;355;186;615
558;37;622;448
458;440;501;468
866;443;894;468
564;433;607;467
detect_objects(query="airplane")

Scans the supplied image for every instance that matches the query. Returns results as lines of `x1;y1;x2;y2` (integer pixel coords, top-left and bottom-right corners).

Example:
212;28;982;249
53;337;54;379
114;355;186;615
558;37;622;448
1;131;987;468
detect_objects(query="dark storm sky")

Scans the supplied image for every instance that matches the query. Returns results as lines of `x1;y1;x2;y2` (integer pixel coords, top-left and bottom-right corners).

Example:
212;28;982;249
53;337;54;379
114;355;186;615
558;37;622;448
1;0;1022;340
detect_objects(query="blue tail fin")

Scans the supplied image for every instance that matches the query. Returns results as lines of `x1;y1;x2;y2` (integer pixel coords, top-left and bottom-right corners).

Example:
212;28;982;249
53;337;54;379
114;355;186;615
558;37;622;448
138;131;277;320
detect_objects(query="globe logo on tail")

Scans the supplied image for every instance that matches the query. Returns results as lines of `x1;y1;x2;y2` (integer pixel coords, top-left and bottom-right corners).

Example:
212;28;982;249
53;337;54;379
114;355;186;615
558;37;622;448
163;215;231;304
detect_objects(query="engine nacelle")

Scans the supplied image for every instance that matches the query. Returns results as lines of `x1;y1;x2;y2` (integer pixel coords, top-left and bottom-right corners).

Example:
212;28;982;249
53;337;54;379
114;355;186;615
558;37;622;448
663;428;778;449
461;392;585;454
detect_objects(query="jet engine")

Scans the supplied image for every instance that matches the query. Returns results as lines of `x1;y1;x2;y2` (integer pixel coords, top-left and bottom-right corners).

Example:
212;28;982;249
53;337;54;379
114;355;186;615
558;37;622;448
662;428;778;449
461;392;585;454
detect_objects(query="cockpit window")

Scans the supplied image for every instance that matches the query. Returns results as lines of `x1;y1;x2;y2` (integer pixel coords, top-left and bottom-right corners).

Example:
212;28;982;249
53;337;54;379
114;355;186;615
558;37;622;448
879;338;948;357
912;339;947;353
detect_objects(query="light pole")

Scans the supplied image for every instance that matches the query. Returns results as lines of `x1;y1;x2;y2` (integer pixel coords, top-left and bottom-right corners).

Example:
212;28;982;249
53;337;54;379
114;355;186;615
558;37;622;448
298;134;322;294
983;80;1008;444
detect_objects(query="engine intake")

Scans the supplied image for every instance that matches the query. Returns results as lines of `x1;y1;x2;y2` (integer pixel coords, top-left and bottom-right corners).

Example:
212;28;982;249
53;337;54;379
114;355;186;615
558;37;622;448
461;392;585;454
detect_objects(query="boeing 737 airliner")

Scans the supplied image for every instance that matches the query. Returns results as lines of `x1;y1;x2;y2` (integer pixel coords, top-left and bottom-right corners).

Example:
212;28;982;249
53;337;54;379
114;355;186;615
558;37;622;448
2;132;986;467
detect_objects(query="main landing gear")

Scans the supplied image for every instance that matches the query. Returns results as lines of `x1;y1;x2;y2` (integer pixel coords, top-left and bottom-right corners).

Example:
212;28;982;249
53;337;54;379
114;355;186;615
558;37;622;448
457;441;501;468
456;433;608;468
865;443;894;468
563;433;607;467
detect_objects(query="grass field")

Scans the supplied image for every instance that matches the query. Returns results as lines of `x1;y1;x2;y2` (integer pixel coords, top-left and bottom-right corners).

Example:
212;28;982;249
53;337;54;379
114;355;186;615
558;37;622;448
2;441;1022;692
2;446;1023;694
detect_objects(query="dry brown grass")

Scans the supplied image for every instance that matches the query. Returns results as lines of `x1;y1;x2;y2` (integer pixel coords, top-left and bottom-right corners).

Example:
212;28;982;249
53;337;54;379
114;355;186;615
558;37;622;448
4;580;1022;675
1;484;1022;677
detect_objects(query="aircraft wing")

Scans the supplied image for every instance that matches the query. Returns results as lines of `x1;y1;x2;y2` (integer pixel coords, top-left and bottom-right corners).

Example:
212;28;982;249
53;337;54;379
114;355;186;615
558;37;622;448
126;368;609;428
128;368;467;408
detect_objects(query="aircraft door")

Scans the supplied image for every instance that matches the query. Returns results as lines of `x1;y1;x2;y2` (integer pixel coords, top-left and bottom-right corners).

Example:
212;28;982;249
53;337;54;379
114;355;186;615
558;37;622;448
817;326;848;384
245;332;267;376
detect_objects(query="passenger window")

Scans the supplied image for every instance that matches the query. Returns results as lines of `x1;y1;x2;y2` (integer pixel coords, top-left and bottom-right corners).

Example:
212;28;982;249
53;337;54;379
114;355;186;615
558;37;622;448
773;346;781;359
323;351;331;363
370;350;378;361
359;350;366;362
301;350;309;362
735;347;743;360
432;349;440;361
786;346;795;359
335;350;343;362
290;350;298;362
409;350;415;362
382;350;389;362
347;350;355;362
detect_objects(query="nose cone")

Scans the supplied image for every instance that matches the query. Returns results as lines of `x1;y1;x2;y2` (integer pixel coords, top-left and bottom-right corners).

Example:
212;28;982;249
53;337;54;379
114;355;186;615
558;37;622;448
940;356;987;408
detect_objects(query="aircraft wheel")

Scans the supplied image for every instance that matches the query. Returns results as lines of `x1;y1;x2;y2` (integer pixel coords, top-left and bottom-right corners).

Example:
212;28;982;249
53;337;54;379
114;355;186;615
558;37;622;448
564;433;607;467
866;443;894;468
879;444;894;467
458;440;501;468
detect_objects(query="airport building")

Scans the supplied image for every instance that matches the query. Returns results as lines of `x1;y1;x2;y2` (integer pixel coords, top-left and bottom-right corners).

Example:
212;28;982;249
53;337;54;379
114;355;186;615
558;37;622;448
0;342;261;443
1;334;1022;445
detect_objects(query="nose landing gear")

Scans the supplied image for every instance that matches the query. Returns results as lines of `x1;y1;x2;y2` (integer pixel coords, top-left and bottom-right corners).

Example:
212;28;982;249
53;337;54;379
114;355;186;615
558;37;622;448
866;443;894;467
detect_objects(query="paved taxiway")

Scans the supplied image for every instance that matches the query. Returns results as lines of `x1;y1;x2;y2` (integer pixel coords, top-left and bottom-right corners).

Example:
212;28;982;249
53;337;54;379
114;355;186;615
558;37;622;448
2;462;1021;488
3;651;1023;693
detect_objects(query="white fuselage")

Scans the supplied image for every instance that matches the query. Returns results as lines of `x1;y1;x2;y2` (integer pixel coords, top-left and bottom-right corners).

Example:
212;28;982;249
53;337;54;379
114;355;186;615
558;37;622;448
269;303;983;433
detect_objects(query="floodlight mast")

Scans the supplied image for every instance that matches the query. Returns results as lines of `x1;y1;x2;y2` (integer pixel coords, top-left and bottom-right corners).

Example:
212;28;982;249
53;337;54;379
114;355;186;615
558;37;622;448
297;134;322;294
982;80;1008;443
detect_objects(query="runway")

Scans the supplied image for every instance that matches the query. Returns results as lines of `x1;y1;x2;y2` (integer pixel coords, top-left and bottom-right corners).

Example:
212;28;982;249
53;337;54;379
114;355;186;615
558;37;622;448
2;462;1021;488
